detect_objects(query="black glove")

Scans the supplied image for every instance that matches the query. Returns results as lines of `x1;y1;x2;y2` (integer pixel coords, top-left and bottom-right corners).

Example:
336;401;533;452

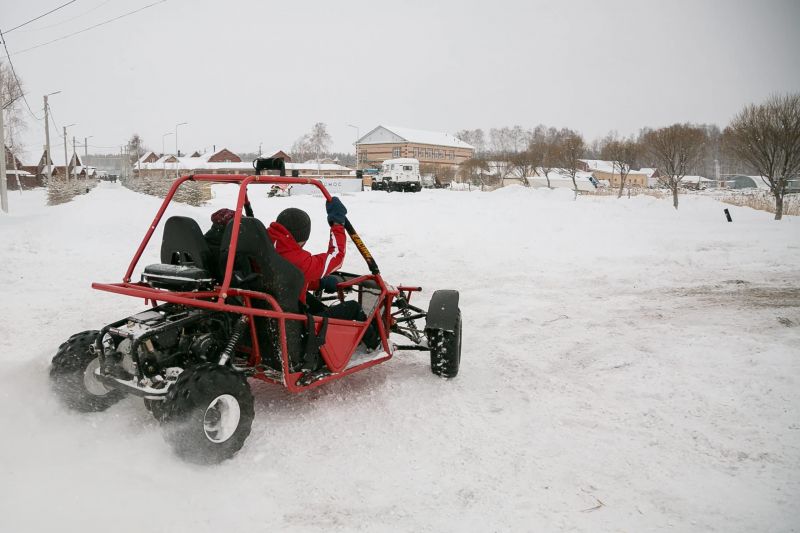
319;275;339;293
326;197;347;226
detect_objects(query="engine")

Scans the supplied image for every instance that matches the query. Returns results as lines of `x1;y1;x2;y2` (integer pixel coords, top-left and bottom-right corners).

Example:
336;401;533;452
101;304;228;382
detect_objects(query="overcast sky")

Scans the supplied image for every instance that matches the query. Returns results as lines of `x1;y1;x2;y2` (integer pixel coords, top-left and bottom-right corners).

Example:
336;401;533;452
4;0;800;160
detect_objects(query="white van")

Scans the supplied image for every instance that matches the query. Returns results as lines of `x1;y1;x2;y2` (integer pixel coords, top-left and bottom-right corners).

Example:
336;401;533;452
373;158;422;192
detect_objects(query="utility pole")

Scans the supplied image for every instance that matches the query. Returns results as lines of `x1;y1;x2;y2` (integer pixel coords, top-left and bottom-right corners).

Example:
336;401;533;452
72;136;77;180
162;132;173;181
42;91;61;183
63;126;69;182
44;96;52;182
348;124;359;171
175;122;187;180
0;84;8;213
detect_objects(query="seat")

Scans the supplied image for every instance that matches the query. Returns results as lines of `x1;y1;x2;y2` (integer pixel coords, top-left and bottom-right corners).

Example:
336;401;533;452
160;216;213;270
142;216;215;291
219;217;305;371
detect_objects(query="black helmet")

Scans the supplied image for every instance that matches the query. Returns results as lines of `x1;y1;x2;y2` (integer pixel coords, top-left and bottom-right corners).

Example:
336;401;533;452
276;207;311;243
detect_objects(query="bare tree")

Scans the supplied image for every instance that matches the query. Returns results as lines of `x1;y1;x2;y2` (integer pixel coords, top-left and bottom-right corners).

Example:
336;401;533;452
489;125;530;154
1;61;27;167
307;122;332;158
291;122;332;163
600;134;641;198
458;157;490;188
723;93;800;220
555;129;585;194
509;149;539;186
530;126;561;189
126;134;146;168
454;129;486;154
642;124;707;209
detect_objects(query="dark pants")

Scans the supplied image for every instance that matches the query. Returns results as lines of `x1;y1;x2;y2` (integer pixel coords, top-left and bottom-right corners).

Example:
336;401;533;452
306;294;381;350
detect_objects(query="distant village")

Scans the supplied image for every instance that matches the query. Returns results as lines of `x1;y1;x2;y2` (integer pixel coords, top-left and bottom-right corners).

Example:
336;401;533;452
2;123;781;194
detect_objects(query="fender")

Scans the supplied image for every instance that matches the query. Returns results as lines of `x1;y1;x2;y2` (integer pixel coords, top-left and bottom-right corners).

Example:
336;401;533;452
425;290;460;333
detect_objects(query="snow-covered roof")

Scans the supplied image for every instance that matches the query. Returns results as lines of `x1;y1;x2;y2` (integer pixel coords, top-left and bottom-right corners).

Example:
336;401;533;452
681;175;713;184
139;158;353;173
582;159;648;175
639;168;658;177
5;169;34;177
287;162;353;172
381;158;419;165
137;151;157;163
358;125;474;150
580;159;616;173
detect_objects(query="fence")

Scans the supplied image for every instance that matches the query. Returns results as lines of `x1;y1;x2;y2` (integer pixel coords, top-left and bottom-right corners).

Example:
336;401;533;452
121;176;212;206
582;187;799;216
707;189;800;216
47;179;98;206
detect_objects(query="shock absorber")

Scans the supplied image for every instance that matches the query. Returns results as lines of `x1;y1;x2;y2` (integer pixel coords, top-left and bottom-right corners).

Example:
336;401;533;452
218;315;249;366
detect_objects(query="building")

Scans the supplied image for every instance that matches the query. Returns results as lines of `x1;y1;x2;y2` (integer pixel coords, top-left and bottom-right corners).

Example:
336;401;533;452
578;159;652;188
4;147;38;190
356;126;474;172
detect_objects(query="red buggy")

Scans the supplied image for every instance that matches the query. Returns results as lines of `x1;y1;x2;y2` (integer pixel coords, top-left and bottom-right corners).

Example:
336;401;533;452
50;169;462;463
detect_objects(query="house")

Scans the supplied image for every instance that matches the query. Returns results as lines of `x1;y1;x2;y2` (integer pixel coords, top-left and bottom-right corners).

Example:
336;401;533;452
680;175;714;189
4;147;44;189
579;159;650;188
356;125;474;172
137;151;160;164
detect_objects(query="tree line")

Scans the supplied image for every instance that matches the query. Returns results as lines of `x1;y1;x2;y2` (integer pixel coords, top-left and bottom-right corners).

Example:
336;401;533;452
454;93;800;219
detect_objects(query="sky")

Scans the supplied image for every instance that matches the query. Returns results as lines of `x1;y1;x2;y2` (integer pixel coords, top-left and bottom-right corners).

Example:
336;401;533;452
3;0;800;161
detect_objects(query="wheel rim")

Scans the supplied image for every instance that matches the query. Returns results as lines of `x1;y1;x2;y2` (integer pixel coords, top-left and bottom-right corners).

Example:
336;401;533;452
83;357;111;396
203;394;241;443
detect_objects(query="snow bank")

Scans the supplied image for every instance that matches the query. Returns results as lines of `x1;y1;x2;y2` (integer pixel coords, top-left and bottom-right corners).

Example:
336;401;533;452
1;183;798;532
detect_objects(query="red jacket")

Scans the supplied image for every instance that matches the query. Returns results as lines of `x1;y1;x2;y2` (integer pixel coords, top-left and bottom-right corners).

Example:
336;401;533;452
267;221;346;302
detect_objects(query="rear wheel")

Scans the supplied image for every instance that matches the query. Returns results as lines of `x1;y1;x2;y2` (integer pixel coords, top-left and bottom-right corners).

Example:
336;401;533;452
50;330;124;412
161;363;254;464
427;311;462;378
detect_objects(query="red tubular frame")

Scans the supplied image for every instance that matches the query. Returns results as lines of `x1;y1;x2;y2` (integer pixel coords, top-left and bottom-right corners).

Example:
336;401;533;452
96;174;397;392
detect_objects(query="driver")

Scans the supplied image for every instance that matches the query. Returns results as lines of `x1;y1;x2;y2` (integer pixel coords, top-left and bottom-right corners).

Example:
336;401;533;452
267;198;380;350
267;198;346;303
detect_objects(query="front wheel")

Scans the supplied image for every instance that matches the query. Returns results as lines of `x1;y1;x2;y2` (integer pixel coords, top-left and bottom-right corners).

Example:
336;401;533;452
161;363;254;464
427;311;462;378
50;330;124;412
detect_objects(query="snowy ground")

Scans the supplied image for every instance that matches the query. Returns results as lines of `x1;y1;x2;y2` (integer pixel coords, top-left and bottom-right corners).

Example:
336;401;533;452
1;182;798;532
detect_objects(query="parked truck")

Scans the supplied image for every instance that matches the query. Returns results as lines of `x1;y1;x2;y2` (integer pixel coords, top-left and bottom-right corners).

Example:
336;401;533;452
372;158;422;192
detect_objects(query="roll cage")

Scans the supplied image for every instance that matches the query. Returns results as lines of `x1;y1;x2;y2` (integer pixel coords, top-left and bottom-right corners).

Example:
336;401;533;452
92;174;424;392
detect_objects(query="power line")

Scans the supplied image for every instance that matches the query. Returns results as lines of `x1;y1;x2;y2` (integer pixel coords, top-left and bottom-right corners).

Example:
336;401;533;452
15;0;116;33
3;0;78;34
0;29;42;121
10;1;167;56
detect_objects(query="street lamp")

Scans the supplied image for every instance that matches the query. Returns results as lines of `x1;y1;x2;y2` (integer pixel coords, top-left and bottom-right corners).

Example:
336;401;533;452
63;123;76;181
175;122;187;179
43;91;60;181
162;131;174;180
348;124;360;170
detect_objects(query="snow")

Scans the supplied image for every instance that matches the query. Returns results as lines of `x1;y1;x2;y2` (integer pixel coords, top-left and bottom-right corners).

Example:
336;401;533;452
1;183;799;532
